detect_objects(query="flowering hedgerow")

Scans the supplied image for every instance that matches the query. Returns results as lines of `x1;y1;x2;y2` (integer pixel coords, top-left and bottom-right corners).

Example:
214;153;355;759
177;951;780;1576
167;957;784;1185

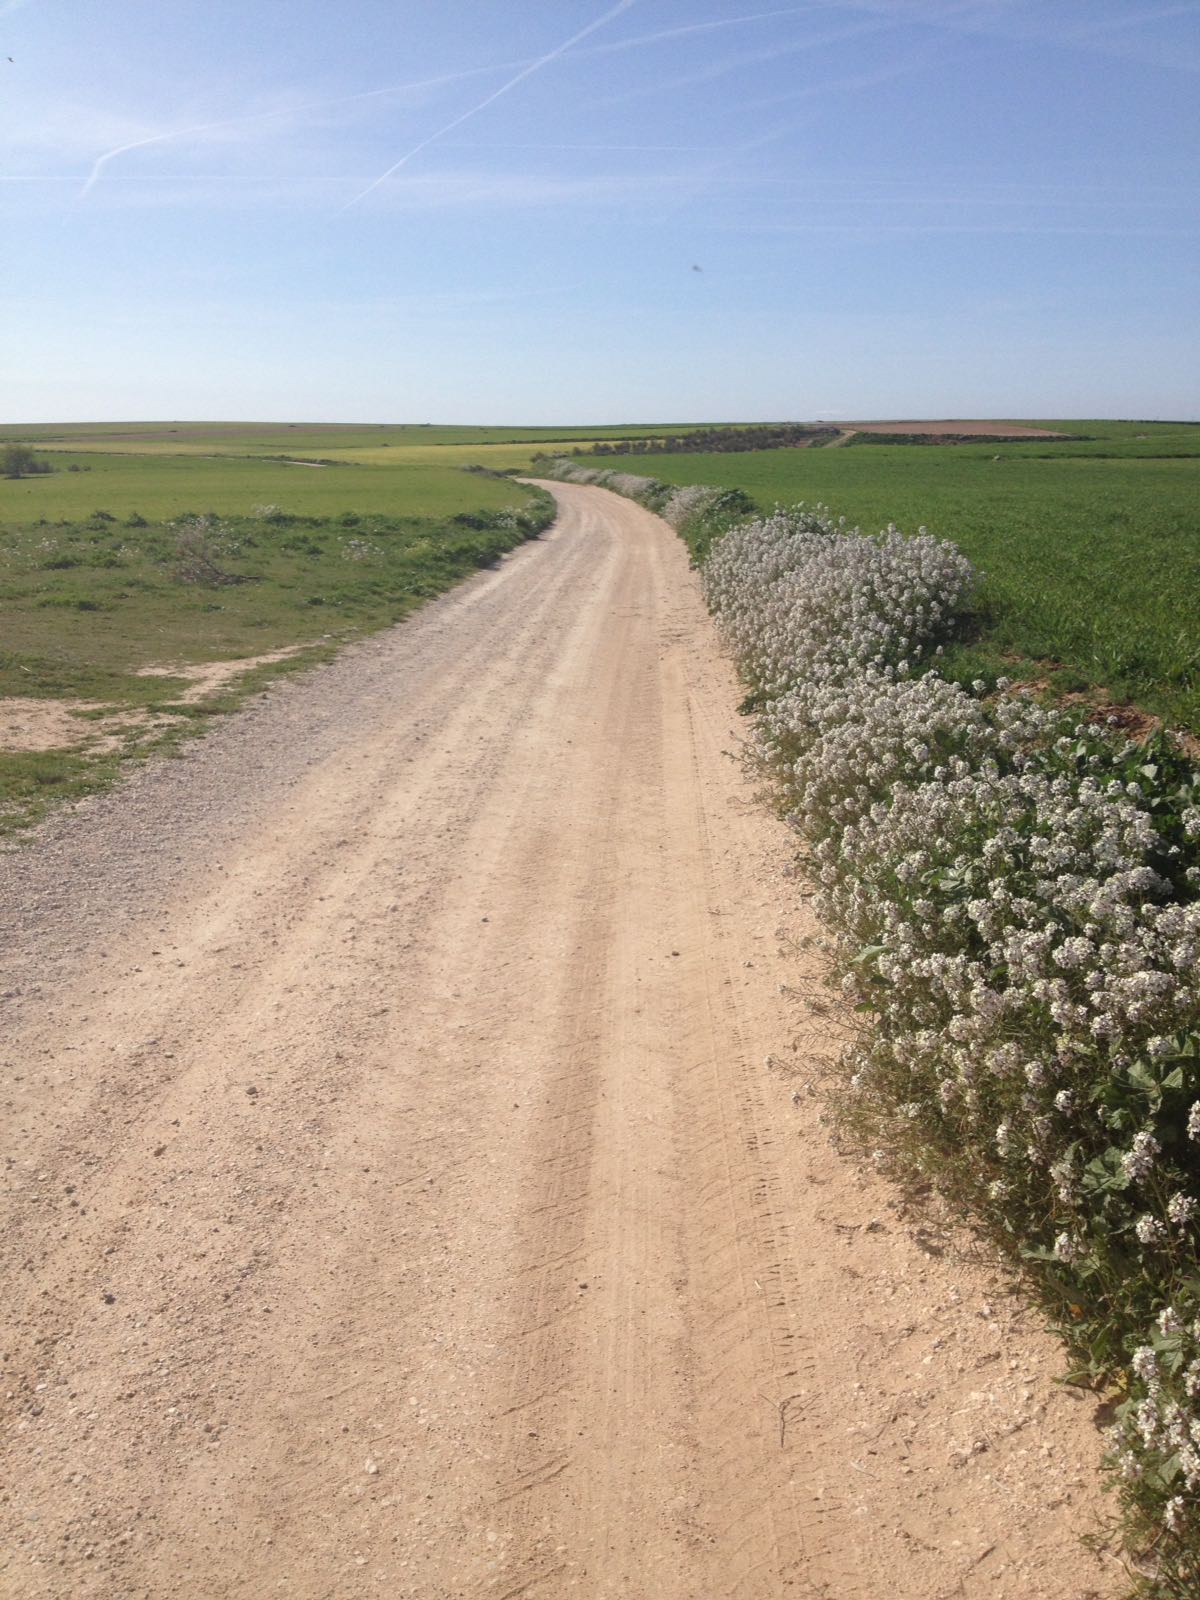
542;458;754;559
718;508;1200;1595
554;459;1200;1595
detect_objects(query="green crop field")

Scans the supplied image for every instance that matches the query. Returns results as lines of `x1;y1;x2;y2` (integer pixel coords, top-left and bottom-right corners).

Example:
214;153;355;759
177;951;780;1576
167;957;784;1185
5;415;1198;835
600;420;1200;734
0;420;712;450
0;423;583;834
0;419;710;473
0;421;718;512
0;452;543;523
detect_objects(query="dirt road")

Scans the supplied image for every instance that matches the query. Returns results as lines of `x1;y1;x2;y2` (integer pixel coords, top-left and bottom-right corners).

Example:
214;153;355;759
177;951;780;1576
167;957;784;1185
1;484;1116;1598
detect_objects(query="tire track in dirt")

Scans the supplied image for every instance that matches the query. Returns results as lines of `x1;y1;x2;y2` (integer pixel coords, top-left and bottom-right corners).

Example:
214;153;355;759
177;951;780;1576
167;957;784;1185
1;485;1118;1598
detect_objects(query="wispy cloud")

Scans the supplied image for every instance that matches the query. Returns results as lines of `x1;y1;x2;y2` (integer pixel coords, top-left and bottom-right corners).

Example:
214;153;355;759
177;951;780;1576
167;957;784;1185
61;2;922;206
712;171;1195;207
723;217;1200;238
343;0;640;209
592;14;893;101
38;166;693;218
587;0;991;106
81;116;269;198
440;140;728;153
1052;1;1200;68
359;168;686;210
76;61;526;197
833;0;1200;70
593;9;967;219
582;5;815;55
1083;2;1200;30
746;43;950;109
17;166;1185;216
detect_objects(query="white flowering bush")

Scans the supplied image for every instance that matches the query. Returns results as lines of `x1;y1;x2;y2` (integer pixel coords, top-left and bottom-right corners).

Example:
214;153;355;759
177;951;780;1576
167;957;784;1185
699;501;1200;1593
705;508;974;699
543;459;663;503
568;461;1200;1592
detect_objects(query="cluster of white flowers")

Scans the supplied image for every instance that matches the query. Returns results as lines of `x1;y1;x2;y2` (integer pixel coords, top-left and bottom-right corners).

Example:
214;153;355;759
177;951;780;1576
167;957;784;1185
543;459;743;545
657;482;736;530
544;460;761;566
698;497;1200;1559
169;513;244;558
340;536;383;561
704;506;974;700
1110;1316;1200;1531
545;459;662;501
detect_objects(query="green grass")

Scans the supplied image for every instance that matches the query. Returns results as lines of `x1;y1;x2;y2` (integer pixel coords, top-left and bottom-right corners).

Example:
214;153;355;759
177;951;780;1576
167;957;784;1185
0;442;556;833
0;418;713;457
0;506;545;680
605;420;1200;733
0;452;545;523
0;420;725;514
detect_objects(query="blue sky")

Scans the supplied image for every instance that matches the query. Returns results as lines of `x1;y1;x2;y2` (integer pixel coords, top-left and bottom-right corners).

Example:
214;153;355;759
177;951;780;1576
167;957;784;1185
2;0;1197;422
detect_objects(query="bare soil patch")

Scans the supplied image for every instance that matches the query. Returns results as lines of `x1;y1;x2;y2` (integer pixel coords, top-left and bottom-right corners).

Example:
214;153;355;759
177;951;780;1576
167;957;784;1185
843;419;1068;437
0;696;106;753
135;644;315;704
2;650;319;759
0;696;179;754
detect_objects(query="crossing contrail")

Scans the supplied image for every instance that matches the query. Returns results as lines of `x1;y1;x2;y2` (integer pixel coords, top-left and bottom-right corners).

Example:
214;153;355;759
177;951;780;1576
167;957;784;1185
77;61;521;198
75;2;826;203
343;0;639;210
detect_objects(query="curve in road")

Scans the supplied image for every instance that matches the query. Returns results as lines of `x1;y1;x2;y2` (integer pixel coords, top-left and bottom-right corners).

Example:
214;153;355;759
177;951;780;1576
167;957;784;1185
0;483;1114;1598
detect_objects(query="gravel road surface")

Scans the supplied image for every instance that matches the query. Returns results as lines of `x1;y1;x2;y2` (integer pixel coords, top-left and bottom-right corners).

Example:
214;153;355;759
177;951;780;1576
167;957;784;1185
0;483;1117;1598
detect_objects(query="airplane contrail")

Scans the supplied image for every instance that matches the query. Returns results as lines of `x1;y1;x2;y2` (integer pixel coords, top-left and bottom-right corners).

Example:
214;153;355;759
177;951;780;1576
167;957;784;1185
343;0;639;210
75;3;821;203
77;61;522;198
585;5;813;56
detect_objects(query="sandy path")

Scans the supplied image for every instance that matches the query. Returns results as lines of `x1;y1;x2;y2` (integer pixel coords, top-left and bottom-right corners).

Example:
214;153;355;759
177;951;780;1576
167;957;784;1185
1;484;1117;1599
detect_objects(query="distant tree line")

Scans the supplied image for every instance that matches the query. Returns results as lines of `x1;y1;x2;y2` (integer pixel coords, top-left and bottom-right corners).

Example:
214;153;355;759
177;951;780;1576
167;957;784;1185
534;423;840;461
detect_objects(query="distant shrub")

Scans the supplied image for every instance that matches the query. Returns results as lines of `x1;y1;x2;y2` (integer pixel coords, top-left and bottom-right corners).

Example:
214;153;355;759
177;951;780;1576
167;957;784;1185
3;444;53;479
170;515;248;587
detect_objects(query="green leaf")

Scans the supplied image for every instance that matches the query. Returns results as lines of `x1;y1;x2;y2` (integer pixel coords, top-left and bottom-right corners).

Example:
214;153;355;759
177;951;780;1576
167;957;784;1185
852;944;888;966
1081;1147;1131;1196
1128;1060;1159;1094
